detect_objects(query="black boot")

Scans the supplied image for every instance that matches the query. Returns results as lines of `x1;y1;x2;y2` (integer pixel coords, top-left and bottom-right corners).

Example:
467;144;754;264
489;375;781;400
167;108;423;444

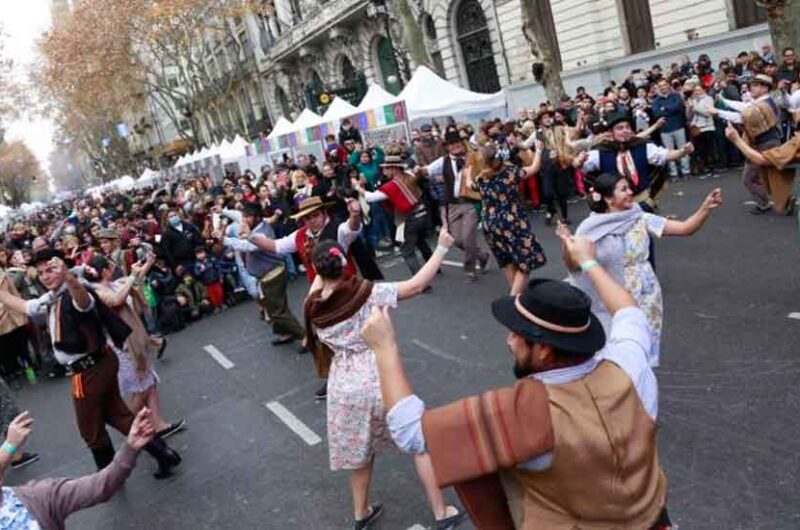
90;443;116;471
143;437;182;479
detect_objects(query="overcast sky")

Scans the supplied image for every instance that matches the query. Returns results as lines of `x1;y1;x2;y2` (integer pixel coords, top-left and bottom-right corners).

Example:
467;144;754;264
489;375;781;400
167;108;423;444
3;0;54;176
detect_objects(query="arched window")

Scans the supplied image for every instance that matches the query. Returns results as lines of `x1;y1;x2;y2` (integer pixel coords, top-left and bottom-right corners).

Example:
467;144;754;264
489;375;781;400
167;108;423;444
341;56;357;87
375;36;402;95
455;0;500;93
421;13;445;77
276;87;291;118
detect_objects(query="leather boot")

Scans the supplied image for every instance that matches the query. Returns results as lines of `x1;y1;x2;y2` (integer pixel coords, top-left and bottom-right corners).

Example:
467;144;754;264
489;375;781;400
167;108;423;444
90;443;116;471
143;437;182;479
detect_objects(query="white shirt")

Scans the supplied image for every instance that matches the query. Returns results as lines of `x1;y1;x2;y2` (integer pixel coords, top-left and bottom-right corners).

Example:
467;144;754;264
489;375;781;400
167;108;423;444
582;143;669;173
387;307;657;472
273;220;362;255
425;155;463;198
716;94;772;124
26;285;96;365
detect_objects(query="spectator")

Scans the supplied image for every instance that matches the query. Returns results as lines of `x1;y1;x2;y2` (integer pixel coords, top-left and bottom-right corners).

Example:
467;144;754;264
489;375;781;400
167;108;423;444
160;207;202;270
651;78;692;179
778;47;798;82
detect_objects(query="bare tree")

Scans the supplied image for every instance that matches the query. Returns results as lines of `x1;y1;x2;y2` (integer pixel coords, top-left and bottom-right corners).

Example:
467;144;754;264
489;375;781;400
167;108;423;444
520;0;565;104
758;0;800;55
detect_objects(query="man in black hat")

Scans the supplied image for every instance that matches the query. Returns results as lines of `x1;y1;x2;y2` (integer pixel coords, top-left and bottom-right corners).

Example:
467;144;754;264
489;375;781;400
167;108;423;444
363;234;671;530
418;129;489;283
576;112;693;212
0;249;181;478
220;202;306;350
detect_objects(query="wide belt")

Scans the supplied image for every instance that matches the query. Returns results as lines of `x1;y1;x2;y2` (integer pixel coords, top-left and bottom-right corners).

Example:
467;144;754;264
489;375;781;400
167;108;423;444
68;351;106;374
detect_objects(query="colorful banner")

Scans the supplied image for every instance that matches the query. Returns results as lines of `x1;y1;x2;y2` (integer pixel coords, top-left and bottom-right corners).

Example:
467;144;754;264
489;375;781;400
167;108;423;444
245;144;254;157
392;101;407;123
366;109;377;129
320;123;329;138
288;132;298;148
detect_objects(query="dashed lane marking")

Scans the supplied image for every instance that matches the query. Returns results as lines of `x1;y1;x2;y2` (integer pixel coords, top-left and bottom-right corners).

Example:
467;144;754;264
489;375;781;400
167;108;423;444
406;525;427;530
203;344;235;370
265;401;322;446
441;259;464;268
788;312;800;320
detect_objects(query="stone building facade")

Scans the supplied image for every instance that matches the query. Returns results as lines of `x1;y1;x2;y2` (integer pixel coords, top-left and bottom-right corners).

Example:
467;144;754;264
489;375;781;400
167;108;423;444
143;0;774;151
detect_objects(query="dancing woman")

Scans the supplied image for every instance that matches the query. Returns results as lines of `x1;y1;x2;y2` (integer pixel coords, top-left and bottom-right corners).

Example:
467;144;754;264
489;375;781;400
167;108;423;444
90;254;185;439
564;172;722;367
466;143;547;295
304;229;465;530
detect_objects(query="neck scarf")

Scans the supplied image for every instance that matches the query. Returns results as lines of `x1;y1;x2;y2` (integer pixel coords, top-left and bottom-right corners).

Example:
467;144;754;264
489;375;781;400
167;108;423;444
303;277;373;378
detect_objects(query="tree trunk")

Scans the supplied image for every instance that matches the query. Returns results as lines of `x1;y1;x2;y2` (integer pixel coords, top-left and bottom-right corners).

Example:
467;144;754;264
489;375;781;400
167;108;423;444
520;0;565;104
393;0;434;70
761;0;800;55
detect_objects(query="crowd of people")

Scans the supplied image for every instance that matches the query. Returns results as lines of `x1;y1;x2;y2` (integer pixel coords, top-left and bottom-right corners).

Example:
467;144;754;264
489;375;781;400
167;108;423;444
0;45;796;530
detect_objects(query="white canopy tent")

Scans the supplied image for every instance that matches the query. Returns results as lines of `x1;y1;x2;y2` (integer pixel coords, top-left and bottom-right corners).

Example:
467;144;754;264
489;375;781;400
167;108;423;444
399;66;507;121
291;108;324;131
321;97;358;121
222;135;249;161
266;116;295;140
356;83;401;111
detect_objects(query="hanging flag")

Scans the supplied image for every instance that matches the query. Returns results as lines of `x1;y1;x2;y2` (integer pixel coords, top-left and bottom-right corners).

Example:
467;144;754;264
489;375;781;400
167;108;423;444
263;137;271;153
392;102;407;123
289;132;298;148
357;112;369;130
366;109;377;129
306;128;315;143
383;104;396;125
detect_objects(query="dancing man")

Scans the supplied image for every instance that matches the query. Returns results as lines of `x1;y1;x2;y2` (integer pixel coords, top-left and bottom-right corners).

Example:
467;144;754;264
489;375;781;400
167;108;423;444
362;234;673;529
0;250;181;478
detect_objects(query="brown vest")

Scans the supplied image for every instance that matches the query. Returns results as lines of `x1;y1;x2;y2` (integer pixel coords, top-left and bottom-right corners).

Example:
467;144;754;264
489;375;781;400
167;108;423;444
512;362;667;529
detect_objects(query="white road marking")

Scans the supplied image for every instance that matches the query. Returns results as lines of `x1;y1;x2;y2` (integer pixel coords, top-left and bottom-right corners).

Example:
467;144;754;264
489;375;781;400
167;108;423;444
406;525;427;530
203;344;235;370
411;338;484;368
265;401;322;446
442;259;464;268
788;312;800;320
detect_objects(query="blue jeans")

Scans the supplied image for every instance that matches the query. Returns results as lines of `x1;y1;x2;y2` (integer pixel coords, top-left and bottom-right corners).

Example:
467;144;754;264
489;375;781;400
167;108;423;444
367;203;392;248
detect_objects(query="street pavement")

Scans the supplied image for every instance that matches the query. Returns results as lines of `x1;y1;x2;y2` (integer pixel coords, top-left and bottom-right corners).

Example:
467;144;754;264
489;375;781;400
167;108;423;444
6;169;800;529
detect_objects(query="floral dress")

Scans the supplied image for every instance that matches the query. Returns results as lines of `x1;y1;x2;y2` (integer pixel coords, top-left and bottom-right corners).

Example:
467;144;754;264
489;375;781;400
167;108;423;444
477;166;546;272
622;213;667;367
315;283;398;471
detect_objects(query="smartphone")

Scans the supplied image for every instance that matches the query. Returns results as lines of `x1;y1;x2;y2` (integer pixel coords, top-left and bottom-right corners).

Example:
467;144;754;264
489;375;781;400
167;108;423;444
154;234;162;244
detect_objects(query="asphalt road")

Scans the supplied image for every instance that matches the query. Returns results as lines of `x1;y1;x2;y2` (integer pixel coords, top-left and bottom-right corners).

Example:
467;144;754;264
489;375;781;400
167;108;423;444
6;169;800;529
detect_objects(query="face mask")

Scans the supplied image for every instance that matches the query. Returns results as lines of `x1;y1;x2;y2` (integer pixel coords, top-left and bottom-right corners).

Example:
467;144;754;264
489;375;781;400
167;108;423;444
168;215;181;227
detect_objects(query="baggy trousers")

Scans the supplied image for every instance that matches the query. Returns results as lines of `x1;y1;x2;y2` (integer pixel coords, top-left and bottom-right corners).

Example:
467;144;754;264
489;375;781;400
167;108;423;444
444;202;487;274
72;353;134;449
400;212;433;274
259;266;305;340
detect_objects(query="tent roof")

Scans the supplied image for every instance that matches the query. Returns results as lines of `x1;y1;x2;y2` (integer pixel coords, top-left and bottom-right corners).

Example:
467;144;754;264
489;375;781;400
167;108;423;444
291;108;323;130
399;66;506;121
266;116;295;140
357;83;401;111
322;97;358;121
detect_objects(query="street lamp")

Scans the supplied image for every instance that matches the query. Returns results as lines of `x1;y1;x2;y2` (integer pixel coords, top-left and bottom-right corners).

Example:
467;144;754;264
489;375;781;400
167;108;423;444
371;0;410;89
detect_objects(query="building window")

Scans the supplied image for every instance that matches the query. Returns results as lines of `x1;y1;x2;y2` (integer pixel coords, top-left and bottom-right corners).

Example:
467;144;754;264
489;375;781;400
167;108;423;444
619;0;655;54
341;57;357;87
276;87;291;118
421;13;446;77
731;0;767;28
536;0;561;71
376;36;402;95
455;0;500;93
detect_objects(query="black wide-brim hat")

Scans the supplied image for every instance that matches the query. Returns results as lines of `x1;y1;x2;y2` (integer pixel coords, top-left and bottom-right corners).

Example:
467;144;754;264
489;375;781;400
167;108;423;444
605;111;634;130
491;279;606;355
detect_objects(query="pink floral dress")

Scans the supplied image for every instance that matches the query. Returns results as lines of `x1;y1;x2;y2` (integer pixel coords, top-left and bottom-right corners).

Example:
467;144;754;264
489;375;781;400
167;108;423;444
315;283;398;471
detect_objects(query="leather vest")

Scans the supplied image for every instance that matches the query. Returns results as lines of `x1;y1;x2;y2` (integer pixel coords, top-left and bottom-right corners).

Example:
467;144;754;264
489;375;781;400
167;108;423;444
512;362;667;529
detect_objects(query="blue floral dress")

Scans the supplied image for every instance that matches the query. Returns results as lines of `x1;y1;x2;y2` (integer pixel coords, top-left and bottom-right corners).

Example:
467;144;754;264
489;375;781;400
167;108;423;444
477;166;546;272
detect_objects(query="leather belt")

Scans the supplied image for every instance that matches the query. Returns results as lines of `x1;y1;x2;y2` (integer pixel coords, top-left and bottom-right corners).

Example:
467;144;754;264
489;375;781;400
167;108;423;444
68;352;105;374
